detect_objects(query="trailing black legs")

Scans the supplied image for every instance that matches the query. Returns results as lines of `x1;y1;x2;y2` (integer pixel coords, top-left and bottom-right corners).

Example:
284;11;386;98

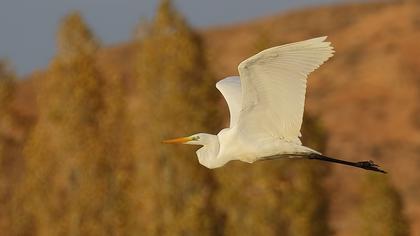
307;154;386;173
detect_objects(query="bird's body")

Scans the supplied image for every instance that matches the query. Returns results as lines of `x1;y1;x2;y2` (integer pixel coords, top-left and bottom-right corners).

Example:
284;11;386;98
164;36;386;173
199;127;318;169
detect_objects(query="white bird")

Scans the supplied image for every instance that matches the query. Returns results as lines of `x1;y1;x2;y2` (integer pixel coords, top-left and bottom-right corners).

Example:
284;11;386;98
163;36;385;173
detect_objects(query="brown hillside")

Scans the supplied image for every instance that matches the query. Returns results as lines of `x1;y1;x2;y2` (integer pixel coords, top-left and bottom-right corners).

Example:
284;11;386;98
17;1;420;235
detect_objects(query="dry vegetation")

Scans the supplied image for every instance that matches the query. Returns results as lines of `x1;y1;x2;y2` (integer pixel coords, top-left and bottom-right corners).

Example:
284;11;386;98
1;0;419;235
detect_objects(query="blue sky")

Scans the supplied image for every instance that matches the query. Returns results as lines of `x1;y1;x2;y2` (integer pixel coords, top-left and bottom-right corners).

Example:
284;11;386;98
0;0;340;75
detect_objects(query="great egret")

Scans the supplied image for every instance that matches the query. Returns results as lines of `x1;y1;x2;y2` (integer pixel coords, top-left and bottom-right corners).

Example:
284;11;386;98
163;36;385;173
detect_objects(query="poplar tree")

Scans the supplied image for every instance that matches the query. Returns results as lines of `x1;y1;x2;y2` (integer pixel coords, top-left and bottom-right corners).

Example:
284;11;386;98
359;173;410;236
98;74;140;235
0;61;17;233
0;61;15;111
21;11;106;235
0;61;16;156
133;0;221;235
283;114;331;236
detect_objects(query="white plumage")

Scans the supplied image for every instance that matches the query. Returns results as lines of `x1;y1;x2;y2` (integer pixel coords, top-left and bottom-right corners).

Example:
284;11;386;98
163;36;386;173
237;36;333;141
215;76;242;128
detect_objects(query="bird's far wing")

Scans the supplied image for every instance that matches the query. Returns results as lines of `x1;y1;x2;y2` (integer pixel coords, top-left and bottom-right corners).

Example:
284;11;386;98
237;36;334;141
216;76;242;128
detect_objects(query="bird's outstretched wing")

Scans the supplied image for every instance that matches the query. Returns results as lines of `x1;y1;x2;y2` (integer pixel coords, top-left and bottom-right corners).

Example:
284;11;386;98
216;76;242;128
237;36;334;142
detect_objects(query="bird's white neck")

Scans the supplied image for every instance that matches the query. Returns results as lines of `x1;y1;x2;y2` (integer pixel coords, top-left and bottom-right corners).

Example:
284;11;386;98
195;134;227;169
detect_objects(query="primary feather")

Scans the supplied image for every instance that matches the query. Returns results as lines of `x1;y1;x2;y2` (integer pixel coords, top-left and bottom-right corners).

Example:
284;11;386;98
236;36;334;142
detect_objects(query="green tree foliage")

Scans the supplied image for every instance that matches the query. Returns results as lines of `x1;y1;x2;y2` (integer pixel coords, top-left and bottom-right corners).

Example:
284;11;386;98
215;33;330;236
359;173;410;236
133;0;221;235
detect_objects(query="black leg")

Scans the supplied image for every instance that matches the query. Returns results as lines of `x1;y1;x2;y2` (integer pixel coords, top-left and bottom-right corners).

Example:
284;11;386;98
307;154;387;174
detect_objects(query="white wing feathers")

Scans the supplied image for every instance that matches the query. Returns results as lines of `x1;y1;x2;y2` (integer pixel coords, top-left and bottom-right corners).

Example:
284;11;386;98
236;36;334;141
216;76;242;128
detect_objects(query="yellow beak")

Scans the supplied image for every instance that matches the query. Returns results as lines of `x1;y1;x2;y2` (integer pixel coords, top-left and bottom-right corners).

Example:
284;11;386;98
162;136;193;144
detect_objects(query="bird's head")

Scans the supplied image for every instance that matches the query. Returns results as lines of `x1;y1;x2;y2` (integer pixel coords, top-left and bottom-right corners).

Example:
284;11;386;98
163;133;224;168
162;133;209;146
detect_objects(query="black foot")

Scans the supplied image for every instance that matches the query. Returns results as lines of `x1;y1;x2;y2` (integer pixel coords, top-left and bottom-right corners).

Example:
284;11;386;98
355;160;387;174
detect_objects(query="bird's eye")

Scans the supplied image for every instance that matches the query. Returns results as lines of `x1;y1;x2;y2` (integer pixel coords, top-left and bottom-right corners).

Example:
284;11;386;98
192;136;200;141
